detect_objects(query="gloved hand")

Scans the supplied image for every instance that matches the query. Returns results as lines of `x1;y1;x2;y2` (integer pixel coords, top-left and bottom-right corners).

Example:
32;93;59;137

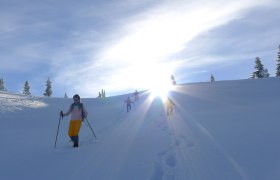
60;111;64;118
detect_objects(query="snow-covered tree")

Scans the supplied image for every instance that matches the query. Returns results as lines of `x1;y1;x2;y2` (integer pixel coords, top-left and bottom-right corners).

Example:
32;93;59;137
261;69;270;78
210;74;215;83
251;57;270;79
43;77;52;97
0;77;7;91
102;89;106;98
23;81;31;95
171;74;176;85
276;45;280;77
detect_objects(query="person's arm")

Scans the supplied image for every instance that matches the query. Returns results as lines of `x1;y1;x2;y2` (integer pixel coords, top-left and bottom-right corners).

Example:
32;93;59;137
63;105;72;116
168;98;175;106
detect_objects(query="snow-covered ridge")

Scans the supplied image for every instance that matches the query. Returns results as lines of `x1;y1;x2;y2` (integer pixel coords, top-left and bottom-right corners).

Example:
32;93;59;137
0;91;47;113
1;78;280;180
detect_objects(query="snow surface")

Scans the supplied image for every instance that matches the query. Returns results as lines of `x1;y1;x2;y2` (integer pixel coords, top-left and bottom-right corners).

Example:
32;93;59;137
1;78;280;180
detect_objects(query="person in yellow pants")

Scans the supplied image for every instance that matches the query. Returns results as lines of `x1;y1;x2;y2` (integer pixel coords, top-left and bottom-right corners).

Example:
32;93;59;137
61;94;88;147
165;96;175;116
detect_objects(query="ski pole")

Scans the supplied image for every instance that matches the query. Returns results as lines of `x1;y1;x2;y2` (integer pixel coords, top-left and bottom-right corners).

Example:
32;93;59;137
54;112;63;148
84;117;97;138
122;102;125;112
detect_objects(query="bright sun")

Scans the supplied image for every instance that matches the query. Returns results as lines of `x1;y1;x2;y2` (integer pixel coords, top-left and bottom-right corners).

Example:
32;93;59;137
115;61;175;100
133;63;174;100
150;82;172;100
148;69;174;100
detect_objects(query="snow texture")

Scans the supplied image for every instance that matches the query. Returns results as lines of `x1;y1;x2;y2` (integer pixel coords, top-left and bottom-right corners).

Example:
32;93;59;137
0;78;280;180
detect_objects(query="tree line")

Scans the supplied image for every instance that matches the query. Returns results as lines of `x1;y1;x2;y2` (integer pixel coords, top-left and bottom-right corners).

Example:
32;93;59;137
0;77;53;97
211;45;280;82
1;45;280;96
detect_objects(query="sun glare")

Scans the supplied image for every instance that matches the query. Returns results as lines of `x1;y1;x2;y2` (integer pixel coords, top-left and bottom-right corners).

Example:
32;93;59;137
130;63;174;100
149;74;173;100
150;85;170;100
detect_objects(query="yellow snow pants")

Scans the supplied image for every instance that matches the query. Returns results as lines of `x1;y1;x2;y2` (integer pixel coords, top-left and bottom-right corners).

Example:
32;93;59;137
68;120;82;137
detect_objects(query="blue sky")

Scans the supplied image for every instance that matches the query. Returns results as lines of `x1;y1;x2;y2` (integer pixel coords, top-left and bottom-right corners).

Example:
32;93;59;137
1;0;280;97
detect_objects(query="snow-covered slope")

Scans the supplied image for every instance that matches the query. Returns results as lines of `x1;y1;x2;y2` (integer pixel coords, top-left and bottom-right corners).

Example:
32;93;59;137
0;78;280;180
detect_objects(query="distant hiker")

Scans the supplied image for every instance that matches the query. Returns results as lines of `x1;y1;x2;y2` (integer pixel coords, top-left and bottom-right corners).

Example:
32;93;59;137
165;97;175;116
211;74;215;83
124;97;133;112
60;94;88;147
134;90;139;101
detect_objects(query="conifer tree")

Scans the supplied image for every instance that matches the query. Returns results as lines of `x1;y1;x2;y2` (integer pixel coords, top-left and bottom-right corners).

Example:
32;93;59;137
102;89;106;98
276;45;280;77
251;57;269;78
0;77;7;91
23;81;31;95
64;92;68;98
262;69;270;78
171;74;176;85
43;77;52;97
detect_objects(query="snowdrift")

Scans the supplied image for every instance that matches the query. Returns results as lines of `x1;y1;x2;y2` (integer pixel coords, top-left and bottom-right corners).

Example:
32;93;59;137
1;78;280;180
